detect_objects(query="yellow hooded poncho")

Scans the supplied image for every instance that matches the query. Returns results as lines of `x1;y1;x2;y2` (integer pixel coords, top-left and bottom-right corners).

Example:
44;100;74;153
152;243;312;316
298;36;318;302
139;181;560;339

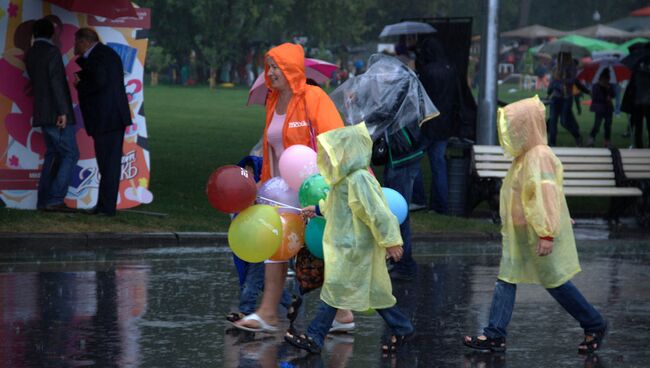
316;123;403;310
497;96;581;288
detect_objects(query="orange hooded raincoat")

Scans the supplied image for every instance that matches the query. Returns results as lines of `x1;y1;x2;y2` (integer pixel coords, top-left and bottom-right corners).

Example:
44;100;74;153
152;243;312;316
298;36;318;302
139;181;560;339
261;43;344;182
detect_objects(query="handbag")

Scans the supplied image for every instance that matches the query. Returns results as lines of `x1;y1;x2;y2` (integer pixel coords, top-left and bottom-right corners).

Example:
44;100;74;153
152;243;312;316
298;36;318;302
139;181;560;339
294;247;324;293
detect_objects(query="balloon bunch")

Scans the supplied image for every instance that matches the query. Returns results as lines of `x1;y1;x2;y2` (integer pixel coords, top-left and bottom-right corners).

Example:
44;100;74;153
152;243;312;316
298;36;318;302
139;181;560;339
207;144;407;263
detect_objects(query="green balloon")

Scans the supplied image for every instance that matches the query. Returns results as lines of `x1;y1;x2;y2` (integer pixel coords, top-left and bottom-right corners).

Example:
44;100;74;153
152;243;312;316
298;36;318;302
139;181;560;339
298;174;330;207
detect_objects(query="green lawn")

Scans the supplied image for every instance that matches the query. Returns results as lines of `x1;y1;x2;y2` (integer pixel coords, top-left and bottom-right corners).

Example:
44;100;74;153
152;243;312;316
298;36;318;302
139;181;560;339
2;84;637;233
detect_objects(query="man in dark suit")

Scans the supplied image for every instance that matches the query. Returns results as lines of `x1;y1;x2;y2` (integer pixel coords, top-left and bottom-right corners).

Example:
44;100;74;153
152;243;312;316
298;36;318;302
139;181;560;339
25;18;79;211
74;28;132;216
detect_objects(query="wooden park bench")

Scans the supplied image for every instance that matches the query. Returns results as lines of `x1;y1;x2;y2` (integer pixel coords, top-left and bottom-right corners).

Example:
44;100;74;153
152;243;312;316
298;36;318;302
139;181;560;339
468;145;643;223
617;148;650;227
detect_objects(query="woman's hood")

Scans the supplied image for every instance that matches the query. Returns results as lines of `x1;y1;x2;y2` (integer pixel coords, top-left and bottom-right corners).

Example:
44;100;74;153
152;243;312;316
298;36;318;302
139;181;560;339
265;43;306;96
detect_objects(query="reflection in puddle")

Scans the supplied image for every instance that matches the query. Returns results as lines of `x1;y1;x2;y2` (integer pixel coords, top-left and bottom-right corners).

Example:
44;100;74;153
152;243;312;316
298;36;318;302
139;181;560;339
0;240;648;367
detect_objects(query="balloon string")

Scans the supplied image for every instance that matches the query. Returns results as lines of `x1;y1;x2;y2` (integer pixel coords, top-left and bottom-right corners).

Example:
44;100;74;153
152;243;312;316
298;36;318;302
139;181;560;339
257;196;302;211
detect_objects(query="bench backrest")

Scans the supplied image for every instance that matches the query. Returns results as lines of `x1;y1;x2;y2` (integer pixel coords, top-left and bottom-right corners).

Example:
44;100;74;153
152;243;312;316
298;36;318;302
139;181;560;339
472;145;617;188
619;149;650;180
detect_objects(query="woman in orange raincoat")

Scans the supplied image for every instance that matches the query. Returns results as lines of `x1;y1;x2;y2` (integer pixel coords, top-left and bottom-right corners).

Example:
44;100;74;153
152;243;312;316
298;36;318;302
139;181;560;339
233;43;346;333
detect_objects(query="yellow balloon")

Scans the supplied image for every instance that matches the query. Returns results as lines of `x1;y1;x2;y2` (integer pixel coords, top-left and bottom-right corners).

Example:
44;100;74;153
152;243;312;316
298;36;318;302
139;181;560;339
228;205;283;262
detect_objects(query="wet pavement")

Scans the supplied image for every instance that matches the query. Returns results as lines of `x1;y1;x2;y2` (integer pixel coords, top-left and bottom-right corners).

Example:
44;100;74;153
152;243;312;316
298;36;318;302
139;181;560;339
0;240;648;368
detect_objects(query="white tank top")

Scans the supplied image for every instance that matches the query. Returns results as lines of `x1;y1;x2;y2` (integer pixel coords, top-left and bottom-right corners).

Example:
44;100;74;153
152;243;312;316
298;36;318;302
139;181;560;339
267;111;286;177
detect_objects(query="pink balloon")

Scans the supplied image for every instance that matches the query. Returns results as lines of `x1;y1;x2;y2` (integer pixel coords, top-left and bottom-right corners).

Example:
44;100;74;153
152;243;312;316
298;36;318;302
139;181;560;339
279;145;319;191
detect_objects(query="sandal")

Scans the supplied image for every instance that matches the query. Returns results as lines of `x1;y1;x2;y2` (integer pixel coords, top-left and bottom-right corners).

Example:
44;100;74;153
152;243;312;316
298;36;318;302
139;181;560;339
578;324;607;354
286;295;303;324
226;312;246;323
284;330;321;354
463;335;506;353
232;313;279;333
381;333;414;355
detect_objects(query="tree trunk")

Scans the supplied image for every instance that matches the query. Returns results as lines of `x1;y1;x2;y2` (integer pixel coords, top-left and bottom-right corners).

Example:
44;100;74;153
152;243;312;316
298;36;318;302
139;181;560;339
209;67;217;89
151;71;159;86
518;0;532;27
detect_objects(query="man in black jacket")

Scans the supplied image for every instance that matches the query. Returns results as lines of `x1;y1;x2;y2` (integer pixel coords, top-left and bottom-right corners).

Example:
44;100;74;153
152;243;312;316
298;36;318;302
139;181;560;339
415;38;460;214
74;28;132;216
25;18;79;211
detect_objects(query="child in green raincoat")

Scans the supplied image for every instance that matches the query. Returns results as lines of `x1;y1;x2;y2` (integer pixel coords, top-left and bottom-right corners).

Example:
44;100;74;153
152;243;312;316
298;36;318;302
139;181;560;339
285;123;414;354
463;96;607;354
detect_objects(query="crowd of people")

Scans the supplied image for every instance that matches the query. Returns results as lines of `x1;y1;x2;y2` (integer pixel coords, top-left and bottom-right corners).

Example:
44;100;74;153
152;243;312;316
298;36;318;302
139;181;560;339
24;18;132;216
224;41;608;357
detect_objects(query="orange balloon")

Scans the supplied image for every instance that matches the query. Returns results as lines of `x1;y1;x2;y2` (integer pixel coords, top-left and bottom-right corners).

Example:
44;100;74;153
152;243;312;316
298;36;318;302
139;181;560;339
269;212;305;261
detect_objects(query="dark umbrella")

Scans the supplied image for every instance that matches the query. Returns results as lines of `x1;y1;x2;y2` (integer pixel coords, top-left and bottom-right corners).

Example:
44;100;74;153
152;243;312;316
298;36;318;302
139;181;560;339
621;42;650;69
45;0;137;19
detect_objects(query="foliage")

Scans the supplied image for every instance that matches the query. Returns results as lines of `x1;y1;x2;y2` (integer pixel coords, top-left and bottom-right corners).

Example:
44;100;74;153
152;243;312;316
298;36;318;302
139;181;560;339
146;45;172;73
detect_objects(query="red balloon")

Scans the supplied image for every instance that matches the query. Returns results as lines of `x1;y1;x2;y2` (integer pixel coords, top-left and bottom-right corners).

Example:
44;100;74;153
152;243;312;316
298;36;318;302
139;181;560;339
206;165;257;213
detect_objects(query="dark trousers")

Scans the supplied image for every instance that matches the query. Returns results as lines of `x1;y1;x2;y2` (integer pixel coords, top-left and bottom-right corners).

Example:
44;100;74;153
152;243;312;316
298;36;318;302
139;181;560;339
306;300;413;347
631;105;650;148
93;129;125;215
590;111;613;140
383;161;420;277
548;96;582;146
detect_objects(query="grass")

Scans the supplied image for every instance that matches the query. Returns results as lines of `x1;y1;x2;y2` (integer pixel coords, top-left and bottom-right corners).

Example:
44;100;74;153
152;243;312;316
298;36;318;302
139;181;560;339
2;83;639;233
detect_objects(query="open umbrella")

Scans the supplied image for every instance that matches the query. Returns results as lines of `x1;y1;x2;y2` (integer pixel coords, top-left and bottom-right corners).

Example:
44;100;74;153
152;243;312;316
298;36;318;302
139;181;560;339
246;58;338;106
501;24;566;39
578;59;631;83
46;0;137;19
572;24;635;39
538;40;591;58
379;21;436;38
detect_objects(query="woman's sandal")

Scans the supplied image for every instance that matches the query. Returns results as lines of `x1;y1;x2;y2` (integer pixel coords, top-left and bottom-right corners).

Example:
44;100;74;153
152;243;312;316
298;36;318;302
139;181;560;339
578;326;607;354
226;312;246;323
286;295;303;324
463;335;506;353
284;330;321;354
381;333;414;355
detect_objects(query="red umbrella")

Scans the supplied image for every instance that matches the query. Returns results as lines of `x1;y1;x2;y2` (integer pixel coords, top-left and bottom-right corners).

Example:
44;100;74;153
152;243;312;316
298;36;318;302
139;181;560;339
247;58;338;106
46;0;137;19
630;6;650;17
578;59;631;84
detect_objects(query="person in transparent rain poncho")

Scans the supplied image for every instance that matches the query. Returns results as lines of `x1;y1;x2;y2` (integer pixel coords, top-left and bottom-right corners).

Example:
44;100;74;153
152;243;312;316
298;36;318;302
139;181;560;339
462;96;607;354
286;123;414;355
330;54;438;281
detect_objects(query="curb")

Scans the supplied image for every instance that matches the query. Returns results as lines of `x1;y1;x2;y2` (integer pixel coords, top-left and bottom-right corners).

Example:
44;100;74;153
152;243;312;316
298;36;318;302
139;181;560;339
0;229;646;253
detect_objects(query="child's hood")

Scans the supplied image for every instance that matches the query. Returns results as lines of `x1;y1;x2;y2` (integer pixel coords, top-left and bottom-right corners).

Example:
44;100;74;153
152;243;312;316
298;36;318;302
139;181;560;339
497;95;547;158
317;123;372;186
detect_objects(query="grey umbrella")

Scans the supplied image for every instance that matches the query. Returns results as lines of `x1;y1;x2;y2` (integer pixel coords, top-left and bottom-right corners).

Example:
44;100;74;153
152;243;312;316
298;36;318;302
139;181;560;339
379;21;436;38
501;24;566;39
538;40;591;58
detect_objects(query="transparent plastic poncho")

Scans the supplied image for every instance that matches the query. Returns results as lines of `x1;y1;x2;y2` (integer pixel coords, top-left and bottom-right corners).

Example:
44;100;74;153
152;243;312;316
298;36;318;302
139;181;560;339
497;96;581;288
330;54;439;140
316;123;403;310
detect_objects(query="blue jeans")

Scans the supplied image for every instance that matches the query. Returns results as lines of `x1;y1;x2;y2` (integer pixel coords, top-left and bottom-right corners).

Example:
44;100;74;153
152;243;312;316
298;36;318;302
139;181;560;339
37;125;79;208
483;280;606;339
383;161;420;276
306;301;414;347
237;261;292;315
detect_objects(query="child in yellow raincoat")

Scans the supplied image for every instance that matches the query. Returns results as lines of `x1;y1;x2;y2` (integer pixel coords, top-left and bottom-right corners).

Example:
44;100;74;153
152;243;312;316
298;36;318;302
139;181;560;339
463;96;607;354
285;123;414;354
